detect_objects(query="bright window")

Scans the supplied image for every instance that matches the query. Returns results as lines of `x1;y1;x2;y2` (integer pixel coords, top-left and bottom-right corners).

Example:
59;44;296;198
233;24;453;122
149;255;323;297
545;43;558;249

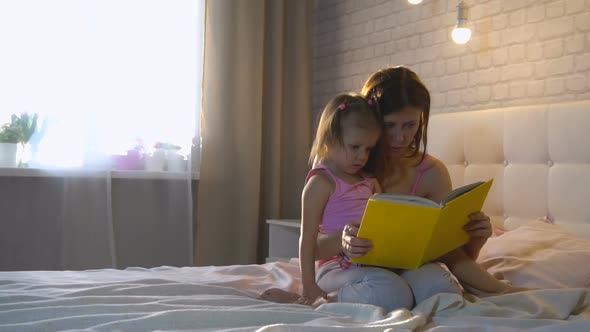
0;0;203;170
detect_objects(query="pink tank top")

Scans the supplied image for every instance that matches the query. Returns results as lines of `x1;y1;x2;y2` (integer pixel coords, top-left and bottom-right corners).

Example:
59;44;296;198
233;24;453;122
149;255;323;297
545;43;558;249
409;154;430;196
305;164;376;234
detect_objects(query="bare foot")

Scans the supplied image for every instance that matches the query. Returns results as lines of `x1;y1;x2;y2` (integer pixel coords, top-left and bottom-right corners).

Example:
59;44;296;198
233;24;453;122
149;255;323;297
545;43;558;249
258;288;302;304
463;279;535;297
258;288;334;307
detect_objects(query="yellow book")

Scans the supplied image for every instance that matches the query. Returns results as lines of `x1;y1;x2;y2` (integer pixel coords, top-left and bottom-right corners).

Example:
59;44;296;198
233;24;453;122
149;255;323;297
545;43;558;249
350;179;493;270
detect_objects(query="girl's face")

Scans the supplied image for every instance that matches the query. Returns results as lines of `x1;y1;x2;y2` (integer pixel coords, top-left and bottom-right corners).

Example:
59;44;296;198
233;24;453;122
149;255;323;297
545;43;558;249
383;107;422;158
329;126;380;176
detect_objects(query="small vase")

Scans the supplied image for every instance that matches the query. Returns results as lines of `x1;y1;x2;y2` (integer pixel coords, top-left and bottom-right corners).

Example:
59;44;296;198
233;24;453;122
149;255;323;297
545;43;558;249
0;143;18;168
146;148;166;171
166;150;185;172
17;143;33;168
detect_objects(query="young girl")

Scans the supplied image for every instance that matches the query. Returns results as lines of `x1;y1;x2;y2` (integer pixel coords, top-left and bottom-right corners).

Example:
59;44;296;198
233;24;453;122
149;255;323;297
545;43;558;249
260;93;392;307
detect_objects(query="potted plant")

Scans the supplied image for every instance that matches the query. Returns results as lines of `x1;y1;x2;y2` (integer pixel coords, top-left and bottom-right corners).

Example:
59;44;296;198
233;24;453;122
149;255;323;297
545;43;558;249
0;113;38;167
0;121;20;167
146;142;184;171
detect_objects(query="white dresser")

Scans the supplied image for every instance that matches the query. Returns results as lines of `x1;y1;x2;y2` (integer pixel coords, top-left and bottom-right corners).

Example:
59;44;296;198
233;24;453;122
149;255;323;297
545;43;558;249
266;219;301;262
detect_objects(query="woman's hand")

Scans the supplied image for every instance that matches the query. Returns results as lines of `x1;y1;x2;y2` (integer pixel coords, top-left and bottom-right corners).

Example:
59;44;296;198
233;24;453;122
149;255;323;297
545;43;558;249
341;224;372;258
462;211;492;260
463;212;493;239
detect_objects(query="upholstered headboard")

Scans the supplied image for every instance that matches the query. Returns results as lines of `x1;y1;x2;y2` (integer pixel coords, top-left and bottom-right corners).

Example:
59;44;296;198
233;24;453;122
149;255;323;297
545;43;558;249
428;101;590;240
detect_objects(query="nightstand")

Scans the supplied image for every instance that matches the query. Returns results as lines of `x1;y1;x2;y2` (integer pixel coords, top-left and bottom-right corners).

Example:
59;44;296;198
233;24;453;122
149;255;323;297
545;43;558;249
266;219;301;263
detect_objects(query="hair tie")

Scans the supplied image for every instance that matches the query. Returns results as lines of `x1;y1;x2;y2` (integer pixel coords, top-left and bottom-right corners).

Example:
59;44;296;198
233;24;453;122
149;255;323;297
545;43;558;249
367;98;374;106
338;103;346;110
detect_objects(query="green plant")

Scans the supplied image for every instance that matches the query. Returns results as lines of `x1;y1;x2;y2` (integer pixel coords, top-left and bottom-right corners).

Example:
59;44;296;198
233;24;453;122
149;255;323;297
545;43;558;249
154;142;181;150
0;123;20;143
18;113;38;145
0;113;38;145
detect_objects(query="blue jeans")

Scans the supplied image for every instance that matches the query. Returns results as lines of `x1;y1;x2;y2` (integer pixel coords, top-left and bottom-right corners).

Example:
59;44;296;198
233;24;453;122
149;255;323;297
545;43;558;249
316;261;462;312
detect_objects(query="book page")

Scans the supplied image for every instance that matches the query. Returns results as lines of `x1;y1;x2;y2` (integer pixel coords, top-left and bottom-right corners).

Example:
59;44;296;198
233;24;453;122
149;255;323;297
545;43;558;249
371;193;439;208
441;181;484;206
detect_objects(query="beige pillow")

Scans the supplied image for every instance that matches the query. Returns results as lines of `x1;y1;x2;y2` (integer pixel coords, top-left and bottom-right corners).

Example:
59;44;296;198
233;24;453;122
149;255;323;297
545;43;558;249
477;221;590;289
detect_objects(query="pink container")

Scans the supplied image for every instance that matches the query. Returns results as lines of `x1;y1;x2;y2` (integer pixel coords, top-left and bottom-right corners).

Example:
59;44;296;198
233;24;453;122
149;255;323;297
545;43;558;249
112;150;144;170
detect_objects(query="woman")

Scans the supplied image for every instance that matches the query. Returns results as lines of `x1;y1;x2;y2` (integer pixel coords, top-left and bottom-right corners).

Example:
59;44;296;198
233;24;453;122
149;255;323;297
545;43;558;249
315;67;528;304
260;66;526;311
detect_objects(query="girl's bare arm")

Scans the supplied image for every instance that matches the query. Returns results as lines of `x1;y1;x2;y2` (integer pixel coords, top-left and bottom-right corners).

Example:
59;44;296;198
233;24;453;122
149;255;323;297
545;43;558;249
300;174;331;298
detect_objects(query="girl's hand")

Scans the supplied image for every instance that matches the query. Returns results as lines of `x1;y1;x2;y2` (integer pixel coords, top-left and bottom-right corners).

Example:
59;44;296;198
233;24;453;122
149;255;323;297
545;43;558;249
297;283;327;306
341;224;372;258
464;212;493;239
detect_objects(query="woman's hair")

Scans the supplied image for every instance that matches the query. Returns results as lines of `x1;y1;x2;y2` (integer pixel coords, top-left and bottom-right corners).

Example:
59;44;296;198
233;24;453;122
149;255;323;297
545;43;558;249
360;66;430;162
310;93;386;174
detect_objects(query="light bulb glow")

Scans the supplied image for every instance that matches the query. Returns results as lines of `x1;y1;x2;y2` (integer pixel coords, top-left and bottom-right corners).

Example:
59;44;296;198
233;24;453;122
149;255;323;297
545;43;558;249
408;0;423;4
452;26;471;44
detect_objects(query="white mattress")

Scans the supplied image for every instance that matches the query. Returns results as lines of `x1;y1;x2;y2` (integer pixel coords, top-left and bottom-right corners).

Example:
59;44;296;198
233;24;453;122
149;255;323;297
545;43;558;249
0;261;588;332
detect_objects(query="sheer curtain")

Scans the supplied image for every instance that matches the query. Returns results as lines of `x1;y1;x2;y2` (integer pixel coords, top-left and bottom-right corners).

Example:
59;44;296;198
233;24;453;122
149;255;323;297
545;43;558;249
0;0;204;270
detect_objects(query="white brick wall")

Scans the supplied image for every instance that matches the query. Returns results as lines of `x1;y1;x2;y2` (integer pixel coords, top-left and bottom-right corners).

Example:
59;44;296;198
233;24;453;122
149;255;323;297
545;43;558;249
313;0;590;115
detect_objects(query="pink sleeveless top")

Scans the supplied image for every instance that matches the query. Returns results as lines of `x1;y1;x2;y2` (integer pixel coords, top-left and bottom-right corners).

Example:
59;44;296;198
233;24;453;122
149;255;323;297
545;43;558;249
312;156;428;270
410;154;430;196
305;164;376;235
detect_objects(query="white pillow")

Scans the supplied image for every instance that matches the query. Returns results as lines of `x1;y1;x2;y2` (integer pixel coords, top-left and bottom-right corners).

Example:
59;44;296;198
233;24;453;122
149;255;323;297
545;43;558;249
477;221;590;289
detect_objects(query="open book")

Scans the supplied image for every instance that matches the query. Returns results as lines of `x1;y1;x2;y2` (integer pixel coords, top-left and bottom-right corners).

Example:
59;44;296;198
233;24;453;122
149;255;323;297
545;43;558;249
349;179;493;270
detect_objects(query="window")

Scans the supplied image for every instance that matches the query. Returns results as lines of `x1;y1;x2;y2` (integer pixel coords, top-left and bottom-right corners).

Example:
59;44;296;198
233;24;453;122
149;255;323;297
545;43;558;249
0;0;203;171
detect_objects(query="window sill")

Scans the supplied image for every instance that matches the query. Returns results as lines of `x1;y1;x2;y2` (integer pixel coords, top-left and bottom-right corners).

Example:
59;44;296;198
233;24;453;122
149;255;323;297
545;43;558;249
0;167;200;180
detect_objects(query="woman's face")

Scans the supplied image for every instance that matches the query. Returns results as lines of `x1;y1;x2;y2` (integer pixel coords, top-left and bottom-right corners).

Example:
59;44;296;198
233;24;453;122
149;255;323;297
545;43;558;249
383;107;422;158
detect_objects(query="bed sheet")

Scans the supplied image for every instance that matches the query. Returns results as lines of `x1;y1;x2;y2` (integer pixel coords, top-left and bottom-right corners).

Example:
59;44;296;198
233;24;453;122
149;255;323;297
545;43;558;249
0;261;588;331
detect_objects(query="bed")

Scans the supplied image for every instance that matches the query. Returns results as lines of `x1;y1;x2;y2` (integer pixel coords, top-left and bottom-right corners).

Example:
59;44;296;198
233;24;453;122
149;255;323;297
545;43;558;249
1;101;589;331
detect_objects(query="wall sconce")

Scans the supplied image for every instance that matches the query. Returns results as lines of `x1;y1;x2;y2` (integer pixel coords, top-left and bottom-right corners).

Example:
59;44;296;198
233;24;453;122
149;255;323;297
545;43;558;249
408;0;423;4
451;1;471;44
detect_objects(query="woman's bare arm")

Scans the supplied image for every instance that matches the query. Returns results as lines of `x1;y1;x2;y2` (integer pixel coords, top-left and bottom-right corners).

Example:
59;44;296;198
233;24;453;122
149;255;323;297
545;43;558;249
423;158;512;293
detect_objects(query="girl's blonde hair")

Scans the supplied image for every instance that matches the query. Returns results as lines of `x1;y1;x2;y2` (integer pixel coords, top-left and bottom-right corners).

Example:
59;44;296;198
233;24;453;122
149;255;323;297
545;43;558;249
309;93;386;174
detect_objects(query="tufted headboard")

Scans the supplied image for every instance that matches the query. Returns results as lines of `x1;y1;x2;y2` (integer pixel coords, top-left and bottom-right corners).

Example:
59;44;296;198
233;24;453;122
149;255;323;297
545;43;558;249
427;101;590;240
